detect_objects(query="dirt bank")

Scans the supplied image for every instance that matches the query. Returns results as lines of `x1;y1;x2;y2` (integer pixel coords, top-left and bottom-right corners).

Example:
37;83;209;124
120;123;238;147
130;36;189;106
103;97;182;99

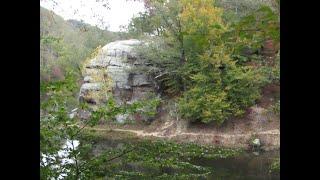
89;127;279;151
88;85;280;151
89;104;279;151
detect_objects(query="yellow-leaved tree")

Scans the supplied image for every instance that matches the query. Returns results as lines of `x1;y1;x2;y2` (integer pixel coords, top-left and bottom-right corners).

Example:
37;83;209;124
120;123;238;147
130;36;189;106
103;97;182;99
130;0;271;124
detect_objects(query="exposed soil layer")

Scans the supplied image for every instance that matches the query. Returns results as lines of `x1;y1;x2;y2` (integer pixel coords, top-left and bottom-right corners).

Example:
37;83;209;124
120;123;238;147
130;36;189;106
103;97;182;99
90;84;280;151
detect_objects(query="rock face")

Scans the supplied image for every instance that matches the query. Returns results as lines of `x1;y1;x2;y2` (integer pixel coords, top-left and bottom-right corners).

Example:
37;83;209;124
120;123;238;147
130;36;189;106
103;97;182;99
79;39;156;122
252;138;261;147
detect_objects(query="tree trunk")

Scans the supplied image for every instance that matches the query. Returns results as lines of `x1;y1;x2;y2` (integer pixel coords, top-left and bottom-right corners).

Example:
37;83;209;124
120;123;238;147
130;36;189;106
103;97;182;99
177;17;186;92
179;39;186;91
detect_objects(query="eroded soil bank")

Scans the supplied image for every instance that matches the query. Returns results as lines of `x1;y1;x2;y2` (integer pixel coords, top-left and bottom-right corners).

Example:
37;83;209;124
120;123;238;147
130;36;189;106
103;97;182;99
87;84;280;151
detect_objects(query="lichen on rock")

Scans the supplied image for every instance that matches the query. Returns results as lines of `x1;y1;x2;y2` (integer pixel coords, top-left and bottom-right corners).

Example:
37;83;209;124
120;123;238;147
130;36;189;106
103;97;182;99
79;39;158;123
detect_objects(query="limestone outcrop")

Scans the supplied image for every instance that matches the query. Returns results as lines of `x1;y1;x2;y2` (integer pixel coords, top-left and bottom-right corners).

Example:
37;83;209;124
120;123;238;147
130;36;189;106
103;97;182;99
79;39;157;122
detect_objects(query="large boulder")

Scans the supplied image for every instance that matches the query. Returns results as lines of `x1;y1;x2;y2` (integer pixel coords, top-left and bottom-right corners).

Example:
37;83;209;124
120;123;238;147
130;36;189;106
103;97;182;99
79;39;157;122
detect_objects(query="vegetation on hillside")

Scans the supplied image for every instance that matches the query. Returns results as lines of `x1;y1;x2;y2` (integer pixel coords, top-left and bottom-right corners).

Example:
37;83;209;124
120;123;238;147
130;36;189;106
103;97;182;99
40;0;280;179
129;0;279;124
40;7;129;83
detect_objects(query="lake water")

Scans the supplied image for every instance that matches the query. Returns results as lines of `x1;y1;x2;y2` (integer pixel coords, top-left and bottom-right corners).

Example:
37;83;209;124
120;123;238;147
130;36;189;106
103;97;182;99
41;140;80;179
90;138;280;179
194;150;280;179
42;138;279;179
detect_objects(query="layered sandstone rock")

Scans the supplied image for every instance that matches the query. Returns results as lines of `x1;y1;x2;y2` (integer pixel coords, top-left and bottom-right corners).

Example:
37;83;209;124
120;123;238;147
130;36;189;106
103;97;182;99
79;39;156;122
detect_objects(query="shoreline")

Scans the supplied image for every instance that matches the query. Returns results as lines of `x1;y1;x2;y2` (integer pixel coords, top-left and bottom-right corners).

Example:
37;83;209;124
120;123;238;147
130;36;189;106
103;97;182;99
86;126;280;151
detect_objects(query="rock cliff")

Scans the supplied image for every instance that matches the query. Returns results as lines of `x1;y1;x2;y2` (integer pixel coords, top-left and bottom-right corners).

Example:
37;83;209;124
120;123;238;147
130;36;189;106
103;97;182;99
79;39;157;122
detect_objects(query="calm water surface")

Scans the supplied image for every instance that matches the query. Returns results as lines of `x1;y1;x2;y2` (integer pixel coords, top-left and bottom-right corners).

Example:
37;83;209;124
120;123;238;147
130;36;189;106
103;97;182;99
92;139;280;179
43;138;279;179
193;150;280;180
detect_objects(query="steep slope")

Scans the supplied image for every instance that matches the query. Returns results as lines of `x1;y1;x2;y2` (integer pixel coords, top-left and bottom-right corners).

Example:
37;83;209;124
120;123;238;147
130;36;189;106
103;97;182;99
75;39;279;151
40;6;124;82
40;7;120;47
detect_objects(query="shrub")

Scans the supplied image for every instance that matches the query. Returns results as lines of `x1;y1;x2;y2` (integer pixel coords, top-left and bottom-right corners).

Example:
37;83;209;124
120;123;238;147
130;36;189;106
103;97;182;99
269;158;280;173
179;46;266;124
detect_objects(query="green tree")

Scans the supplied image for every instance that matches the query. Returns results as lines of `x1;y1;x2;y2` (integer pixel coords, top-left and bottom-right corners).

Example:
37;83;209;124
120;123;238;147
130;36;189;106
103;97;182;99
131;0;277;124
132;0;227;94
179;45;266;124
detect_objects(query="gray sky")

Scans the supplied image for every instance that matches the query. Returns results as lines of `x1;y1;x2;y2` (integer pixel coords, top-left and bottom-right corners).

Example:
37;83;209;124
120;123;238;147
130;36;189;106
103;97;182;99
40;0;146;32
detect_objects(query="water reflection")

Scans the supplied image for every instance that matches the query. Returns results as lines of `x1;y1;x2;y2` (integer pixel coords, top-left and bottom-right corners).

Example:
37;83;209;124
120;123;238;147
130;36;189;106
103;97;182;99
91;139;279;179
41;138;279;179
41;140;79;179
193;150;280;180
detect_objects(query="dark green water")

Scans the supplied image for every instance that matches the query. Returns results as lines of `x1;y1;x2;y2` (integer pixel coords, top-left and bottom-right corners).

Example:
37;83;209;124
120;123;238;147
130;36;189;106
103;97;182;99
89;137;279;179
194;150;280;180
